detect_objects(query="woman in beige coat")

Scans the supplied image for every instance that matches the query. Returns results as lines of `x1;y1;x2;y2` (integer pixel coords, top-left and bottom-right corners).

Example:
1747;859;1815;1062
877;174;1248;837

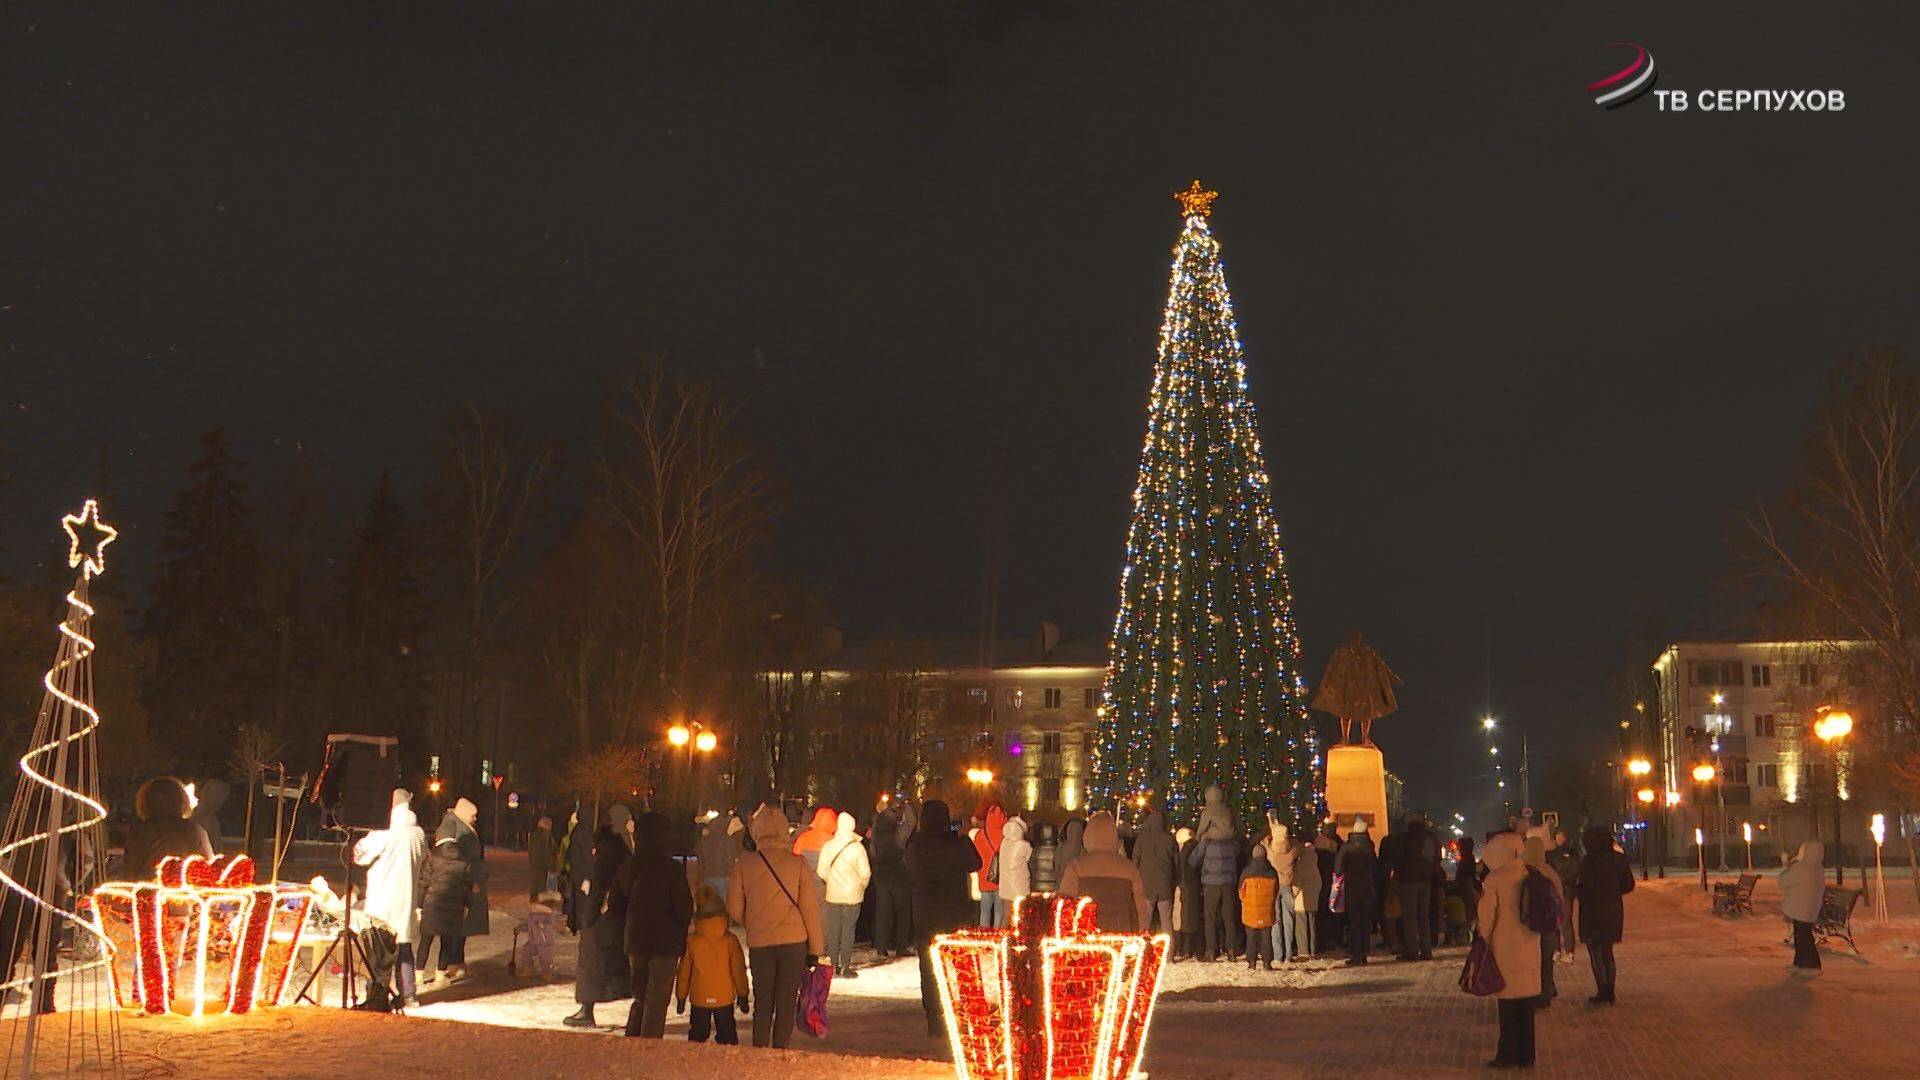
1477;832;1541;1068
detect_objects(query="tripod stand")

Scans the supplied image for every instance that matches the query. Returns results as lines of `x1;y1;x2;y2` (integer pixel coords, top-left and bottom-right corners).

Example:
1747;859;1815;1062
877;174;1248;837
293;828;391;1009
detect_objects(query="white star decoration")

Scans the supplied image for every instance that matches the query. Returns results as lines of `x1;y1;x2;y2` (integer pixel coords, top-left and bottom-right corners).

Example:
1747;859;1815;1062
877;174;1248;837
62;499;118;579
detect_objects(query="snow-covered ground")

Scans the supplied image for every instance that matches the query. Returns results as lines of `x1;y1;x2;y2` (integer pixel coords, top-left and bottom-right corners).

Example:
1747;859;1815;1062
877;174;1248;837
6;856;1917;1077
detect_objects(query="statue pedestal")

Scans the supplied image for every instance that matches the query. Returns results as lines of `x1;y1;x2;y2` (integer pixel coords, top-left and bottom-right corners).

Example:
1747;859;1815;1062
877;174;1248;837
1324;744;1389;842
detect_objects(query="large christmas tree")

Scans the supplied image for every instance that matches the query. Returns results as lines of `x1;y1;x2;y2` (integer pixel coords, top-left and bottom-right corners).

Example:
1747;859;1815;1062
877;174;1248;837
1090;181;1318;832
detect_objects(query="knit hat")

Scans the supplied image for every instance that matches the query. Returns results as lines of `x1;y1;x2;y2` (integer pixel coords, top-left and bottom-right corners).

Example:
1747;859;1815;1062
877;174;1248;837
694;883;727;918
536;889;563;906
1350;817;1370;835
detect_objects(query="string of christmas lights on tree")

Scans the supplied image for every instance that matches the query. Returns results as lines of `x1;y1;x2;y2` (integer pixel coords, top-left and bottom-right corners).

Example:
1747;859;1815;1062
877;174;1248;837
1090;182;1319;832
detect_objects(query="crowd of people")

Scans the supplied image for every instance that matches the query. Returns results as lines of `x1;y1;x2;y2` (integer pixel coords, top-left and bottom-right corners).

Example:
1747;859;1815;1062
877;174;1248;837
90;774;1683;1072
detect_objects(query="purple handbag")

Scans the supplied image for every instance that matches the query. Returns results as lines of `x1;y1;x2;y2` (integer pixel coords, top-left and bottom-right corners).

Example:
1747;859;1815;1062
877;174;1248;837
797;962;833;1038
1459;934;1505;997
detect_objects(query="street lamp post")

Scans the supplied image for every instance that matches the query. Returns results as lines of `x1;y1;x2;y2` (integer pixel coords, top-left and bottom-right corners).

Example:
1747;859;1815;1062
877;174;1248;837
1813;709;1853;886
1710;693;1729;872
1635;786;1656;880
1691;762;1716;891
1627;757;1654;880
1742;820;1754;873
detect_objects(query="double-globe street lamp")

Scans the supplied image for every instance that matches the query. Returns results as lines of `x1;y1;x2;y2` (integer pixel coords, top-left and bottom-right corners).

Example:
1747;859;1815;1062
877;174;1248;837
1627;756;1654;879
668;720;719;810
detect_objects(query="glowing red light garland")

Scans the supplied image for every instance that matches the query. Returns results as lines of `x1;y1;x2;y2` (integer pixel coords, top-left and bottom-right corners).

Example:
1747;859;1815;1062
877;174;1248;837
92;854;313;1017
931;894;1168;1080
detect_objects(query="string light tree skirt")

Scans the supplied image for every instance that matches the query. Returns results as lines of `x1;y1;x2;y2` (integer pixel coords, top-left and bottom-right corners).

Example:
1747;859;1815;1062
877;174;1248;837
930;894;1169;1080
0;501;125;1078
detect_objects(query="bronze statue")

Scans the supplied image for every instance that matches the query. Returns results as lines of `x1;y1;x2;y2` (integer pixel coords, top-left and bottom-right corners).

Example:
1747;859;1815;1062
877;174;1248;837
1312;628;1401;746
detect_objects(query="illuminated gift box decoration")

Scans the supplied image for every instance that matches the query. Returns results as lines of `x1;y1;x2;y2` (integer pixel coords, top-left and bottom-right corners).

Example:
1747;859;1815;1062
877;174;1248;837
90;854;313;1017
931;894;1169;1080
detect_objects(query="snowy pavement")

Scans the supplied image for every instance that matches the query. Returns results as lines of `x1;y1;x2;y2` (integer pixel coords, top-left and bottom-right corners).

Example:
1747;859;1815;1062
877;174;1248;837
12;855;1915;1077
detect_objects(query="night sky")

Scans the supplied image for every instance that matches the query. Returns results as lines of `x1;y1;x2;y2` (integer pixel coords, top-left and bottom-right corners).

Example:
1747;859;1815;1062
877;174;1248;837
4;4;1917;824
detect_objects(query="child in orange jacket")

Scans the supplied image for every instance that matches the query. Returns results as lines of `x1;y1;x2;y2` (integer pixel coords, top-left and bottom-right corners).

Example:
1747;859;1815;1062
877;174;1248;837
1239;843;1278;970
675;885;749;1044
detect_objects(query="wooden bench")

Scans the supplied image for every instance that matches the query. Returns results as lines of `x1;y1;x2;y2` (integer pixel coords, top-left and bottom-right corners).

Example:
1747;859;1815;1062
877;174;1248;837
1813;886;1861;953
1711;874;1759;917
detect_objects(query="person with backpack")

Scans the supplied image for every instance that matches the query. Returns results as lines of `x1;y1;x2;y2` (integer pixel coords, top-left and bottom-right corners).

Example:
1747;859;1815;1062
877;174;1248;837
815;810;872;979
1522;832;1565;1008
1479;832;1544;1068
1333;818;1379;965
1574;824;1634;1003
727;806;827;1048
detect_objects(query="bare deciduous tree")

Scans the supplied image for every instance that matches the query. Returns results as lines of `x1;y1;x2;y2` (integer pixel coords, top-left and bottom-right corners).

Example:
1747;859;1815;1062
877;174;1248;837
431;404;550;789
554;743;650;823
1750;347;1920;896
597;363;773;792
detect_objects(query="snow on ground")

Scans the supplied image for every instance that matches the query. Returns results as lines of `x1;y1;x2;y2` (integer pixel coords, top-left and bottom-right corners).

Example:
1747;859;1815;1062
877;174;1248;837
8;854;1918;1077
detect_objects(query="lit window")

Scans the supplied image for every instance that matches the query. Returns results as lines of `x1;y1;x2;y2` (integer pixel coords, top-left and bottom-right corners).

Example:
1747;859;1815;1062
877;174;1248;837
1006;688;1024;709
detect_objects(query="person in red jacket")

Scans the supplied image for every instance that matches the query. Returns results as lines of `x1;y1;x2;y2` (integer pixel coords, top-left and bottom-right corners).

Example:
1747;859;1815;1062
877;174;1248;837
971;803;1008;928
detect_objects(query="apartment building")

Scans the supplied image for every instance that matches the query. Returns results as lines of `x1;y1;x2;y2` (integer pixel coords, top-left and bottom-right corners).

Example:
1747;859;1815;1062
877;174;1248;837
1649;639;1856;857
812;622;1107;818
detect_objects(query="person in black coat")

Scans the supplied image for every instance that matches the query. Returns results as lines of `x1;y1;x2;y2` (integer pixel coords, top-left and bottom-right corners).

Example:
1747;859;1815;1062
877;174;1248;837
1333;820;1379;965
565;809;596;932
418;801;484;983
903;800;980;1037
1174;828;1203;960
869;799;913;958
1574;825;1634;1004
614;812;693;1038
565;807;634;1027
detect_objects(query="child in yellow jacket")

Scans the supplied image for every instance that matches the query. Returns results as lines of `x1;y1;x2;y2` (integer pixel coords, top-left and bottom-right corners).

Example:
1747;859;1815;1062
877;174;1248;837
1239;843;1278;970
675;885;749;1044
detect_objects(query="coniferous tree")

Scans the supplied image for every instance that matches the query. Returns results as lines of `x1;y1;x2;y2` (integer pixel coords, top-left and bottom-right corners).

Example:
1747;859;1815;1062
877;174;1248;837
1089;184;1318;832
142;429;269;772
331;471;427;752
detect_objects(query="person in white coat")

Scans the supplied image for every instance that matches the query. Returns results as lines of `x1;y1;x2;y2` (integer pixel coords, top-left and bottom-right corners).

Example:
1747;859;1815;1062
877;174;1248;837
354;789;428;1007
998;817;1033;906
817;811;873;978
1778;840;1826;972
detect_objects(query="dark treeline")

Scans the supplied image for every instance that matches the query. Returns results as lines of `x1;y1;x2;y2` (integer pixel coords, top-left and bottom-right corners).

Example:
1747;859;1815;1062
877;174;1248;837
0;361;843;821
